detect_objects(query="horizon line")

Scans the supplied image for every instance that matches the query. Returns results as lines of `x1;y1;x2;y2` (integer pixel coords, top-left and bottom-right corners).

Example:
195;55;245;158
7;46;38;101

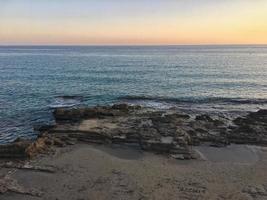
1;43;267;47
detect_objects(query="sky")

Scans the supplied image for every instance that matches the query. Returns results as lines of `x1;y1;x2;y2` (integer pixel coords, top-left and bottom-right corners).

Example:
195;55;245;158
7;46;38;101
0;0;267;45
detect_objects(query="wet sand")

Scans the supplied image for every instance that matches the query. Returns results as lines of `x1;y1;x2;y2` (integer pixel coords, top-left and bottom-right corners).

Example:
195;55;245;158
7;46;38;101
1;143;267;200
195;144;260;164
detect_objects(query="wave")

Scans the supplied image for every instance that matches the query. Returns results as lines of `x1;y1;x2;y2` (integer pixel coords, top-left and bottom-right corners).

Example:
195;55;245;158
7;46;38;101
118;95;267;105
49;95;84;108
54;95;84;100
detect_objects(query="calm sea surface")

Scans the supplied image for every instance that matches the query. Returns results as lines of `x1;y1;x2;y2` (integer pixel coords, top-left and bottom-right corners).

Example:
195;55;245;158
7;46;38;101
0;45;267;143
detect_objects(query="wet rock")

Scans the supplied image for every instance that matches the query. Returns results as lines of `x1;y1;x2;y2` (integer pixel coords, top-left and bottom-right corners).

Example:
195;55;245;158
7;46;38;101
53;104;142;122
229;109;267;145
248;109;267;121
7;104;267;160
53;107;114;121
0;139;31;159
68;132;111;144
0;134;66;159
164;113;190;122
233;109;267;126
46;104;197;158
33;124;56;132
195;114;214;122
112;103;130;110
242;185;267;197
111;103;141;111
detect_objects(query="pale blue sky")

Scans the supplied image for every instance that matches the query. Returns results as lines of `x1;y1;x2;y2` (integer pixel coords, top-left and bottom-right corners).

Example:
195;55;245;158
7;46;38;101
0;0;222;18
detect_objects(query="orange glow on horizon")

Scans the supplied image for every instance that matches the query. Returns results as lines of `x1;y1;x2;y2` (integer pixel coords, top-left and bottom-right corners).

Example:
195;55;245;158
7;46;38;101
1;1;267;45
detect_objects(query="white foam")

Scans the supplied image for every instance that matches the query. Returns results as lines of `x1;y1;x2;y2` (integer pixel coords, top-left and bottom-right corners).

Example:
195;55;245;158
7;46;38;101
49;97;82;108
126;100;175;109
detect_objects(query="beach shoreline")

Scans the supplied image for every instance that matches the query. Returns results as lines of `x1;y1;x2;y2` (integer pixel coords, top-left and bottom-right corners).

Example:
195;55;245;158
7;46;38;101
0;103;267;199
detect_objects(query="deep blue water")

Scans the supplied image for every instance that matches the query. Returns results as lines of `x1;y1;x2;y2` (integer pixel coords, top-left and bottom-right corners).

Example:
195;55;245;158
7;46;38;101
0;45;267;143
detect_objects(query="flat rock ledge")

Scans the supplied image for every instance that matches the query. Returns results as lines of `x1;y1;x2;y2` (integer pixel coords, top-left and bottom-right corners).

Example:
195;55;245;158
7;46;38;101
1;104;267;160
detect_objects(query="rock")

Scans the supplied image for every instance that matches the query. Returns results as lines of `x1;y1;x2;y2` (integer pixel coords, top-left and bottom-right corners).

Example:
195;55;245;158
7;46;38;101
164;113;190;121
209;141;228;148
171;154;185;160
0;175;43;196
112;135;126;143
0;140;31;158
33;124;56;132
53;104;142;122
234;109;267;126
6;104;267;160
67;132;111;144
0;134;63;159
160;136;174;144
140;139;174;153
248;109;267;121
0;161;57;173
242;185;267;197
111;103;131;111
53;138;66;147
53;107;114;121
64;139;77;145
195;114;214;122
37;104;230;158
25;137;50;158
230;109;267;145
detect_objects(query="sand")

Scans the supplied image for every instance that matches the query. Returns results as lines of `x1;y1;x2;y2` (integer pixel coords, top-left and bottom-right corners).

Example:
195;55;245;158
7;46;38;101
1;143;267;200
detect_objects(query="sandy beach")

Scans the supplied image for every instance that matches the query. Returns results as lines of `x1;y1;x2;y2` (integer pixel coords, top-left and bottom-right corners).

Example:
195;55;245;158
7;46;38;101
1;143;267;200
1;104;267;200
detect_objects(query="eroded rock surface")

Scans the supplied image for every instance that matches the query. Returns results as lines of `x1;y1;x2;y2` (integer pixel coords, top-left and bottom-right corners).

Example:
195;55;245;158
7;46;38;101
229;109;267;145
0;174;43;196
1;104;266;160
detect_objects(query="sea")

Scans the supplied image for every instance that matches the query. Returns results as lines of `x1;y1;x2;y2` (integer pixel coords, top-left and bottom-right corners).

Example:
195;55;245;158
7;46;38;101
0;45;267;144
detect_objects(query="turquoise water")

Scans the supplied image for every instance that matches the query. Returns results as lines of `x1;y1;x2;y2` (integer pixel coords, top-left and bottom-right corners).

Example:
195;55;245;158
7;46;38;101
0;45;267;143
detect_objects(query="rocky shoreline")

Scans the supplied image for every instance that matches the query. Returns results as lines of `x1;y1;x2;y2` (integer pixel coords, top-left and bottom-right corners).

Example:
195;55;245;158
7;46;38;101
1;104;267;199
1;104;266;160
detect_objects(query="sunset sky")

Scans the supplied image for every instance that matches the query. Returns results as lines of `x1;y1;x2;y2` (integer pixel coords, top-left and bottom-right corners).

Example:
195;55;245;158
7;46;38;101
0;0;267;45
